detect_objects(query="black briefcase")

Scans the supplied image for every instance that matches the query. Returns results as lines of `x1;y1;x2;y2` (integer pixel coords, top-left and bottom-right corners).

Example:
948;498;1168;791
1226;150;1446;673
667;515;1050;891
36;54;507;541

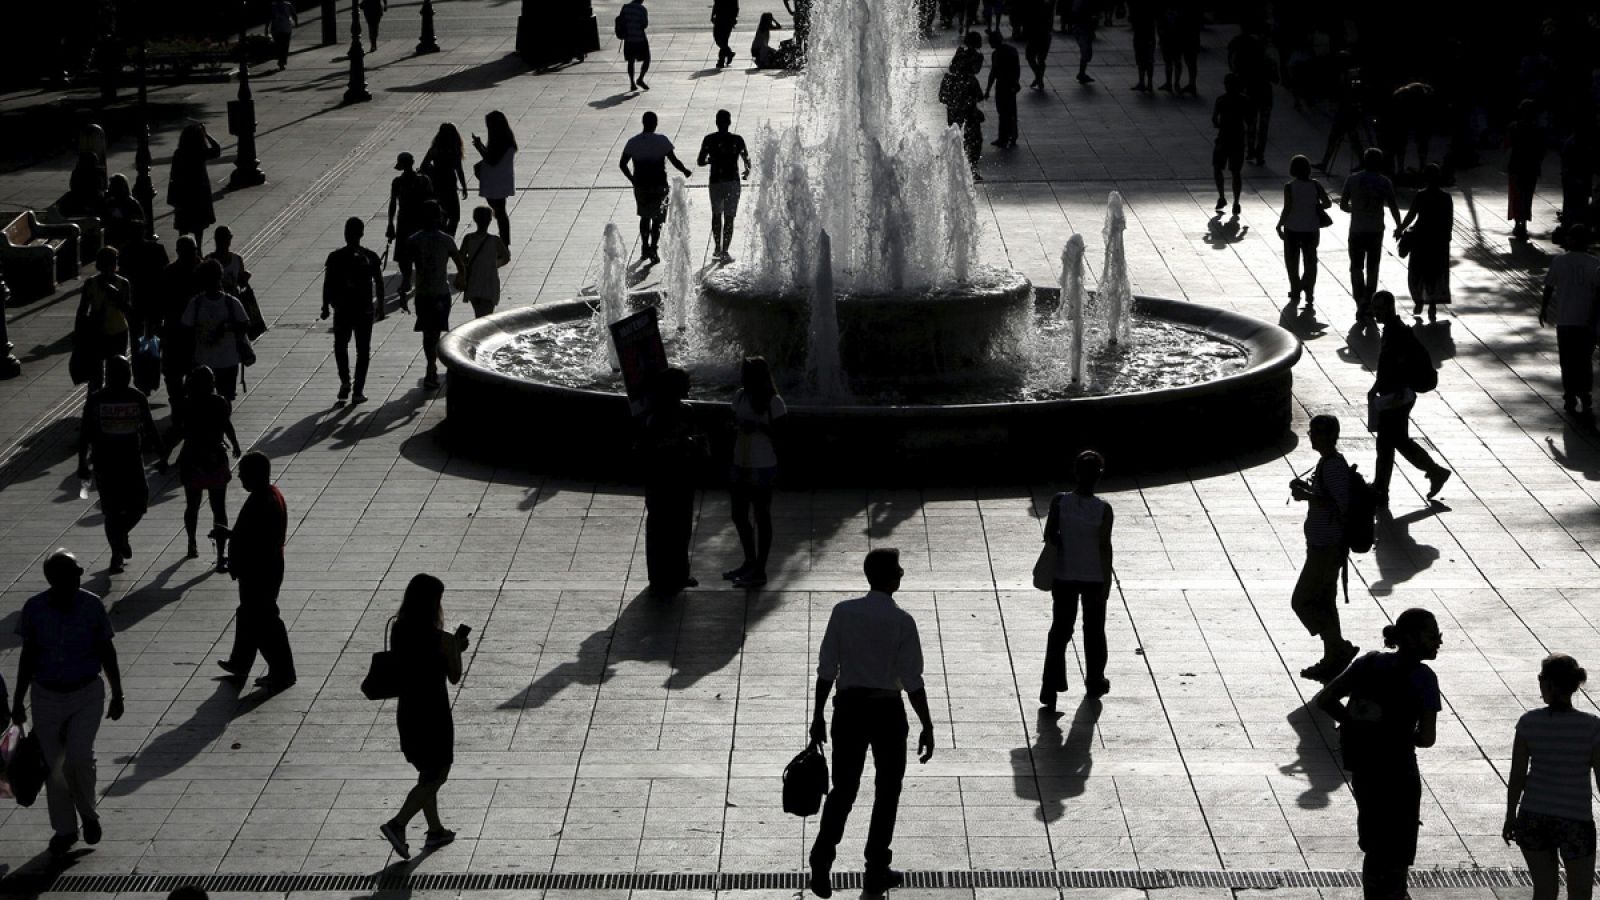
782;742;829;816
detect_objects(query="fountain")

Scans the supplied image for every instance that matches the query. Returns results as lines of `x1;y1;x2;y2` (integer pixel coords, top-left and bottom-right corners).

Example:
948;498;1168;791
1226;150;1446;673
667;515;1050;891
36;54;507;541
437;0;1303;481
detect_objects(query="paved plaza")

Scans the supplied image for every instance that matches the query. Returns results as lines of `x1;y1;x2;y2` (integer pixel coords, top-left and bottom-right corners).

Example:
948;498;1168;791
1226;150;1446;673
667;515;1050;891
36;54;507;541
0;1;1597;897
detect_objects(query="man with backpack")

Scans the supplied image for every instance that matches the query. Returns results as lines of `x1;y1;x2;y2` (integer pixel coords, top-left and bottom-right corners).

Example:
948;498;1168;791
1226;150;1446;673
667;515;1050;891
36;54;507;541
1369;290;1451;509
1289;415;1361;683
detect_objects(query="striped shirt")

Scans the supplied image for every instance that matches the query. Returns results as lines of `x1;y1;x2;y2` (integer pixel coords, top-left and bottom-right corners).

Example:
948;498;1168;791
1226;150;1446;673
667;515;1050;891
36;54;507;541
1516;707;1600;821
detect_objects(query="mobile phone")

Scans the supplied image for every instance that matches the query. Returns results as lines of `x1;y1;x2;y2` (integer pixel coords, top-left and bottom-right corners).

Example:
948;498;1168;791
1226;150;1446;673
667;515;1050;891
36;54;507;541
455;623;472;640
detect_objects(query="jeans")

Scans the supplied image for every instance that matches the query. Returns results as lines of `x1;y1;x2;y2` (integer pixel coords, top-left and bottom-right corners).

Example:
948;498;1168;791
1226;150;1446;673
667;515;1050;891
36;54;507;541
1348;231;1384;313
1352;759;1422;900
995;86;1018;145
645;482;694;590
333;312;373;395
1556;325;1596;407
1373;400;1441;501
810;692;908;874
227;573;296;681
33;679;105;837
1043;578;1109;694
1284;230;1320;300
1290;544;1343;637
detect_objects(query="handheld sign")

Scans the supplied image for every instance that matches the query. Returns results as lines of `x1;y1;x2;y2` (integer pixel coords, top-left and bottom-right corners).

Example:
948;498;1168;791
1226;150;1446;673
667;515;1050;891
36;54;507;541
609;307;669;417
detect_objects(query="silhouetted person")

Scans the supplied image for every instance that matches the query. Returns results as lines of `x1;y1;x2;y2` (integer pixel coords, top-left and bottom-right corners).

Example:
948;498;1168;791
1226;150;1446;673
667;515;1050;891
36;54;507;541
1289;414;1357;682
266;0;297;70
808;548;936;899
323;217;386;405
472;111;517;243
77;246;133;393
1040;450;1113;708
161;366;241;560
1066;0;1095;84
951;30;984;80
1369;290;1452;508
1172;3;1200;94
698;110;751;263
1398;164;1454;322
1025;0;1052;90
459;206;510;318
1227;22;1276;164
407;201;463;390
711;0;738;67
1277;154;1332;311
59;151;107;219
1381;82;1436;176
983;30;1021;148
1127;0;1155;92
157;236;201;429
10;550;124;857
750;12;794;69
939;55;986;180
1503;653;1600;900
643;367;704;597
1155;1;1180;92
724;357;785;588
219;452;295;691
360;0;385;49
1314;55;1366;174
1556;125;1594;242
1539;225;1600;425
167;123;222;245
1211;74;1254;216
1317;608;1443;900
209;225;251;301
421;123;468;235
386;151;434;298
78;355;162;574
1340;148;1402;321
1508;99;1547;241
619;0;652;91
181;259;250;400
100;173;145;254
621;112;694;265
378;573;466;859
123;231;169;340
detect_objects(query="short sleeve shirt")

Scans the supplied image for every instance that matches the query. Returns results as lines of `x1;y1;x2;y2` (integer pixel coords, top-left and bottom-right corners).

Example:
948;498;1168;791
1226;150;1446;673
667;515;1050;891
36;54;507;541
1545;251;1600;328
1212;93;1253;145
182;291;249;369
409;229;459;299
619;2;649;42
1341;170;1397;234
624;132;675;189
1516;707;1600;821
17;589;113;689
731;390;786;469
1339;651;1441;769
698;132;747;184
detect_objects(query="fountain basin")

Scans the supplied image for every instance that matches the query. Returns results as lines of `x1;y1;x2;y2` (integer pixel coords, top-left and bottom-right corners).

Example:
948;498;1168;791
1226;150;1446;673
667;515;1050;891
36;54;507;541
439;293;1301;483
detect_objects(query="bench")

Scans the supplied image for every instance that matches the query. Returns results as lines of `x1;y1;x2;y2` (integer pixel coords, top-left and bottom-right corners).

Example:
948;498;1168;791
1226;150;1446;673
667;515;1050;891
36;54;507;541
43;203;103;264
0;210;79;298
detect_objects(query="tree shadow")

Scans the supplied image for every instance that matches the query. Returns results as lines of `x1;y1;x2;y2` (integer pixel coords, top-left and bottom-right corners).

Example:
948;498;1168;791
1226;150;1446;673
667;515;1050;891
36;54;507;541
1414;318;1455;363
1203;213;1248;248
1368;500;1446;596
1278;299;1328;341
104;678;270;796
1278;702;1345;809
1546;425;1600;481
1011;698;1099;823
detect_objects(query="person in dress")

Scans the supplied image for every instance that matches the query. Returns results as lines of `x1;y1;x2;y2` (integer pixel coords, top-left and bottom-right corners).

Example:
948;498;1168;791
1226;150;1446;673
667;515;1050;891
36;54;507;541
167;124;222;245
160;366;242;561
1398;164;1454;322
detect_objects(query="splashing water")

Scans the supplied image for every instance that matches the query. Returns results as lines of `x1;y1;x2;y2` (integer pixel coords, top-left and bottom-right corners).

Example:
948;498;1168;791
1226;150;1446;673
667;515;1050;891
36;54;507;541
1060;234;1087;384
808;230;847;398
1101;191;1133;345
663;176;696;339
596;223;628;369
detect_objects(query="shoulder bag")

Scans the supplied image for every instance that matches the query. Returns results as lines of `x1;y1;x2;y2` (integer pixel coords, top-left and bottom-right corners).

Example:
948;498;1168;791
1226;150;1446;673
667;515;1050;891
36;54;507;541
1031;493;1061;591
361;616;404;700
454;235;490;294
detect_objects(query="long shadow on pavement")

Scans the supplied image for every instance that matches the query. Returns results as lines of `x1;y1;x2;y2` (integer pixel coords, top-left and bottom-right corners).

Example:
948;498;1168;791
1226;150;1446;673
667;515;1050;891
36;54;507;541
1012;698;1099;823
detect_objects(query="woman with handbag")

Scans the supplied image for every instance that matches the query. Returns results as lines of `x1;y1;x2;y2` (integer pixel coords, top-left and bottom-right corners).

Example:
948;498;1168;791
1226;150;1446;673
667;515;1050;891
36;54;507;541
1277;154;1333;313
1397;164;1453;322
1038;450;1114;709
180;260;252;401
472;111;517;243
160;366;242;560
378;573;465;859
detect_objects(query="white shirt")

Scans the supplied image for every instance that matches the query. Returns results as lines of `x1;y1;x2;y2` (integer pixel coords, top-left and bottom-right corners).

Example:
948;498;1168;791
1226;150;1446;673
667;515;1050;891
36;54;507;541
817;591;925;693
731;390;786;469
1546;251;1600;328
1052;492;1108;582
181;291;249;369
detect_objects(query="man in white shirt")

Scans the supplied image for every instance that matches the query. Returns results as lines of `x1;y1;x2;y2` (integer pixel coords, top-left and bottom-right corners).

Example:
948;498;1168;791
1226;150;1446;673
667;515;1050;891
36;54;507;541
808;549;936;898
1539;224;1600;424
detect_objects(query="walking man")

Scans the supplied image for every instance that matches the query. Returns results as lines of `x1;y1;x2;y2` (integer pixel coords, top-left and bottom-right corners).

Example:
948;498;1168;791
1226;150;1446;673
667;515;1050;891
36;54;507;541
1340;148;1402;321
78;355;163;574
406;201;464;389
11;550;124;857
619;0;651;91
808;548;936;898
1369;290;1452;509
983;30;1021;149
386;152;434;298
711;0;738;68
621;112;694;265
267;0;297;70
1289;415;1359;682
78;247;134;393
157;236;201;430
1211;74;1255;217
697;110;750;263
322;217;386;405
1539;224;1600;426
1024;0;1052;90
219;452;296;692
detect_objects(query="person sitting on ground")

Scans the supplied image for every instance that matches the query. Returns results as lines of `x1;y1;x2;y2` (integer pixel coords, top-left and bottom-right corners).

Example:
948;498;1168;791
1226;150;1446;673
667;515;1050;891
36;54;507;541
751;13;796;71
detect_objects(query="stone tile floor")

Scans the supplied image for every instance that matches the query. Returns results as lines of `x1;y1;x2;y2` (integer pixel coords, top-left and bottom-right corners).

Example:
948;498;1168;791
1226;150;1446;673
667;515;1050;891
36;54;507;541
0;0;1596;896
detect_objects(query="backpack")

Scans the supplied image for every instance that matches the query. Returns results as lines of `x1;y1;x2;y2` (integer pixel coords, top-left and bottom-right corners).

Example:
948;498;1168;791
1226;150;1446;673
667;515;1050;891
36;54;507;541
614;11;628;40
1342;464;1378;555
781;742;829;816
1406;328;1438;393
132;333;162;395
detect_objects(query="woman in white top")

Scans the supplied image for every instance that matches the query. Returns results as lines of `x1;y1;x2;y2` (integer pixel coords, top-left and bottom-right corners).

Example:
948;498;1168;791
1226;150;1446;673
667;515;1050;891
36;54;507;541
1276;154;1332;312
723;357;786;588
1040;450;1114;708
472;111;517;244
1505;653;1600;900
180;259;251;400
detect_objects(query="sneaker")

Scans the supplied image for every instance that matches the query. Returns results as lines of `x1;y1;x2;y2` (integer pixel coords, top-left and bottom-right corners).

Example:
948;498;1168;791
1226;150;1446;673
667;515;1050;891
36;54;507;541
1086;676;1111;697
865;869;905;894
637;78;650;90
809;863;833;898
218;659;248;678
1215;196;1227;211
338;382;351;401
1076;72;1094;84
423;828;456;850
1426;468;1451;499
48;831;78;857
109;555;124;574
379;819;411;859
351;393;368;405
187;538;200;559
733;570;768;588
83;817;102;845
1232;202;1241;216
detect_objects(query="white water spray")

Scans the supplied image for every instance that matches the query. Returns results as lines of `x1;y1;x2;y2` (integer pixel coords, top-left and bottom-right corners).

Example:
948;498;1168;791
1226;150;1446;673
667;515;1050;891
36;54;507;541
1059;234;1087;384
663;176;696;336
808;230;846;398
1101;192;1133;345
597;223;628;369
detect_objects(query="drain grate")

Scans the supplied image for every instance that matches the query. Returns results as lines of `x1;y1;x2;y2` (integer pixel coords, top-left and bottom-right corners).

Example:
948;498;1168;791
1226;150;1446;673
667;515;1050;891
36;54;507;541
0;867;1564;894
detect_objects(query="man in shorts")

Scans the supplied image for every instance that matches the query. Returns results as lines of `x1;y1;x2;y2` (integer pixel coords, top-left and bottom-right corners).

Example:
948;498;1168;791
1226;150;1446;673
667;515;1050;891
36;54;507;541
1211;73;1255;217
404;201;463;389
620;112;694;265
386;152;434;298
619;0;651;91
698;110;751;263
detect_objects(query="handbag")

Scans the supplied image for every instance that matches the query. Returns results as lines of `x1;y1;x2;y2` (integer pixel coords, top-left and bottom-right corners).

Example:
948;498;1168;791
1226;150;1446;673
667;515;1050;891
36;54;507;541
360;616;404;700
1032;493;1061;590
1396;230;1413;258
7;728;48;807
238;285;268;340
1315;184;1333;228
781;741;829;816
230;297;257;368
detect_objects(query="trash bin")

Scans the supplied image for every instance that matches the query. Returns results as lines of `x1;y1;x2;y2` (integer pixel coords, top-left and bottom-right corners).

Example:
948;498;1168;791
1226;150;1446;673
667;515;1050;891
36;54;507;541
518;0;600;69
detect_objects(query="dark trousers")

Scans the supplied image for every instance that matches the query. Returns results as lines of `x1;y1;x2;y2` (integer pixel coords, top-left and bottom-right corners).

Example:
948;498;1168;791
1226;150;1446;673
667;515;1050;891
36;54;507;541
1249;99;1272;160
1284;230;1320;300
811;693;908;874
1556;325;1596;407
1347;231;1384;313
1043;578;1108;694
1351;760;1421;900
228;574;296;679
273;32;291;67
215;364;239;401
645;482;694;590
87;330;130;393
1373;401;1440;500
995;87;1018;145
712;20;734;55
333;312;373;394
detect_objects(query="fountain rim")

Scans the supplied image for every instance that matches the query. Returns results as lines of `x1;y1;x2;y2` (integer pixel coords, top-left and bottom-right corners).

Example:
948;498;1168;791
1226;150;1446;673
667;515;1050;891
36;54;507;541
438;292;1303;415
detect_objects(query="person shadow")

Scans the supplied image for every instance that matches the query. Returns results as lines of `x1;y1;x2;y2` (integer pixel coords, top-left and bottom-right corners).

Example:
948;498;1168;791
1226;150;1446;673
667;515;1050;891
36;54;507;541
588;92;636;110
1414;318;1456;363
1335;319;1380;369
1546;428;1600;480
1203;214;1248;248
103;678;270;796
1278;300;1328;340
1278;703;1345;809
1368;500;1447;595
1011;698;1100;823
